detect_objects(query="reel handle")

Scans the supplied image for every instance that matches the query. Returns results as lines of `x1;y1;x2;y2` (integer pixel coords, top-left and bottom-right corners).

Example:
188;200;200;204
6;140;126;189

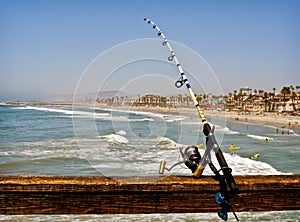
159;160;166;174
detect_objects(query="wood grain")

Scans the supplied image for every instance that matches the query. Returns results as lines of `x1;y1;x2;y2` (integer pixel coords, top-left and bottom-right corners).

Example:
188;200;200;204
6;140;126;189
0;175;299;214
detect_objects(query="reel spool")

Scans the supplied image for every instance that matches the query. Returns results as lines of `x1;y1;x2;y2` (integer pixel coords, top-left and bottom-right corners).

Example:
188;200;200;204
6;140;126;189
159;146;201;174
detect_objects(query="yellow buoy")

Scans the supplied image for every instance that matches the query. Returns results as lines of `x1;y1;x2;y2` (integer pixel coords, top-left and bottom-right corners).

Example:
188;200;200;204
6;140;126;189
198;143;204;149
250;153;260;160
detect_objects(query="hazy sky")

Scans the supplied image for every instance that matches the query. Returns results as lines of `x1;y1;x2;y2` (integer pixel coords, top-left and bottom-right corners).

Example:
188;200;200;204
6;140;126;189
1;0;299;100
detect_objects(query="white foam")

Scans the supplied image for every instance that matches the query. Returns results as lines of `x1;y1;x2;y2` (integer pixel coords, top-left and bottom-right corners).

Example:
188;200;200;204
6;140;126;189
116;130;126;135
247;134;273;141
216;126;240;135
98;107;166;119
222;152;286;175
131;118;154;122
100;134;129;144
0;138;82;159
193;150;287;176
157;136;177;146
13;106;145;122
158;144;288;176
13;106;94;116
3;135;288;177
165;118;185;122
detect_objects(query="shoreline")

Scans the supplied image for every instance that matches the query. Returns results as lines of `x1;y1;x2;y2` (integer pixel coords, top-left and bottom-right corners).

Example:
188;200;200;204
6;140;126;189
2;100;300;130
99;104;300;130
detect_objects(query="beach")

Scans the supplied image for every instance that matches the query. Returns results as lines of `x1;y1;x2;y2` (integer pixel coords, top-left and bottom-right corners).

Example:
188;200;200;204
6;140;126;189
95;103;300;130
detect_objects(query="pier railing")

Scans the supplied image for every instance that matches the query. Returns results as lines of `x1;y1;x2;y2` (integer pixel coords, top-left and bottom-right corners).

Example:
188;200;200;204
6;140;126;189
0;175;299;214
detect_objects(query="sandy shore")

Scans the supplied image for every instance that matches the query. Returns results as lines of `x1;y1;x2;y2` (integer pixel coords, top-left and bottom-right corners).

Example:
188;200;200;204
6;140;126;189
100;104;300;130
221;112;300;129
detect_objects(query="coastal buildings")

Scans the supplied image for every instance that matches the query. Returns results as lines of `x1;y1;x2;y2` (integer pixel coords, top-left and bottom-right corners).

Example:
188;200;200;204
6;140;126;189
96;85;300;115
225;86;300;114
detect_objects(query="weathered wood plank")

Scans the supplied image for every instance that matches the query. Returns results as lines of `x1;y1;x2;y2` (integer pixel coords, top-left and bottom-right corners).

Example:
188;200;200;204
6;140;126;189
0;175;299;214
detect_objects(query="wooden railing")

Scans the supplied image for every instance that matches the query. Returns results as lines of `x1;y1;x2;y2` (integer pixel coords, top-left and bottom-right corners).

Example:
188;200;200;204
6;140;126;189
0;175;299;214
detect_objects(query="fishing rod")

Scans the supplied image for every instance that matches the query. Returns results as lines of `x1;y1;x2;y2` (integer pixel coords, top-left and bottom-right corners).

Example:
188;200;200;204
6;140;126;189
144;18;239;221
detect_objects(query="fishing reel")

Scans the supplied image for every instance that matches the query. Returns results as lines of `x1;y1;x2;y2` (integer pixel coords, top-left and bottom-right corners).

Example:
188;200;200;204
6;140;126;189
159;145;201;174
158;145;239;221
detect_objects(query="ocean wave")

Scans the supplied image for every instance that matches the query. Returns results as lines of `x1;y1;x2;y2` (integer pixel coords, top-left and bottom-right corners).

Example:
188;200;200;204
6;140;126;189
13;105;73;115
16;106;154;122
131;117;154;122
1;136;288;176
163;115;186;122
153;147;287;176
215;126;240;135
100;133;129;144
220;152;287;175
263;124;300;136
98;107;166;119
0;138;80;158
115;130;126;135
172;150;284;176
13;105;112;117
247;134;274;141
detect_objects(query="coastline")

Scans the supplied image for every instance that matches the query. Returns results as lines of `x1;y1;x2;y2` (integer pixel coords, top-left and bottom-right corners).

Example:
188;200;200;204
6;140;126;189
98;104;300;130
2;100;300;130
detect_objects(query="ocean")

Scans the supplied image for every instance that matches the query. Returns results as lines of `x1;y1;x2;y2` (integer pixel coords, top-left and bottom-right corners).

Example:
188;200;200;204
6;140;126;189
0;102;299;221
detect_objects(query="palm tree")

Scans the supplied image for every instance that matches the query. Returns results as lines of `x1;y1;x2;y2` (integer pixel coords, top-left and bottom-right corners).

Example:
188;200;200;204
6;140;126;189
280;86;291;111
196;94;202;104
291;92;297;111
258;89;264;95
232;90;237;109
227;92;232;110
264;92;271;112
161;96;167;107
290;85;294;93
270;90;275;112
178;94;183;106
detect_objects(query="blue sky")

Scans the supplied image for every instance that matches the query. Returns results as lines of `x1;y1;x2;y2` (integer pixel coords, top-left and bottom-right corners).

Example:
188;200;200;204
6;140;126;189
1;0;299;100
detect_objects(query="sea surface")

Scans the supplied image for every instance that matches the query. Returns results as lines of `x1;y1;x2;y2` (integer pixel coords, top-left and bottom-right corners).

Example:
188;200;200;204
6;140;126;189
0;102;299;221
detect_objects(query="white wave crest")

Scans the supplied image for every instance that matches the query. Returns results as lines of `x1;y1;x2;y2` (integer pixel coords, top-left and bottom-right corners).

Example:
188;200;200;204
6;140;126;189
100;134;129;144
116;130;126;135
222;152;288;175
247;134;273;141
216;126;240;135
131;118;154;122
